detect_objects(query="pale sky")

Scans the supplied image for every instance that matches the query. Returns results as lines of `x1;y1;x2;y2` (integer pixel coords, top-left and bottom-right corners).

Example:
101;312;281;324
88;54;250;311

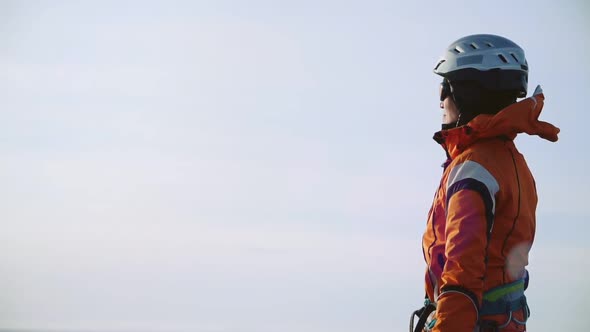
0;0;588;331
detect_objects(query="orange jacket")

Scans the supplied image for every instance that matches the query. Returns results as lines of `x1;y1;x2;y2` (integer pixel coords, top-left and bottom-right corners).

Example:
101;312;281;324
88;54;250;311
422;90;559;332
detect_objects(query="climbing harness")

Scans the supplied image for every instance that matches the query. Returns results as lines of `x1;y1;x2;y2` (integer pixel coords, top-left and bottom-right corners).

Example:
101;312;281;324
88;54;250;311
409;279;530;331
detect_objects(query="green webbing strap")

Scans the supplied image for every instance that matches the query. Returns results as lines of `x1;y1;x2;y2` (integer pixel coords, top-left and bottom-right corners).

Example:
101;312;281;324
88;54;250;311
480;279;527;317
483;279;524;302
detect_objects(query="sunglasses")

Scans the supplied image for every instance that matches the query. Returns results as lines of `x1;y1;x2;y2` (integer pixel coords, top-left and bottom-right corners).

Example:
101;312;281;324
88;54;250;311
440;80;452;102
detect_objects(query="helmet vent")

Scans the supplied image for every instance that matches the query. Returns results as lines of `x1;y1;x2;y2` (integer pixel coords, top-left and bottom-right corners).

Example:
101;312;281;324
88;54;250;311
510;53;519;63
434;60;445;70
469;43;478;50
498;54;508;63
485;42;494;47
453;47;461;54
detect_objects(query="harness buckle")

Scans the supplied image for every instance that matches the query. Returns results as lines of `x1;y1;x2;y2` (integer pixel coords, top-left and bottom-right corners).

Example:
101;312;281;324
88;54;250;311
409;299;437;332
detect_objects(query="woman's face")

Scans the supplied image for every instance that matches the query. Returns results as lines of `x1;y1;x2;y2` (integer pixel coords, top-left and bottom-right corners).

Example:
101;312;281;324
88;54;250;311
441;96;460;125
440;81;460;125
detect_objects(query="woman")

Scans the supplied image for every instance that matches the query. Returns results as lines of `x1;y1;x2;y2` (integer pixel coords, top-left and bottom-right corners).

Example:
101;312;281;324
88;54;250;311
411;34;560;332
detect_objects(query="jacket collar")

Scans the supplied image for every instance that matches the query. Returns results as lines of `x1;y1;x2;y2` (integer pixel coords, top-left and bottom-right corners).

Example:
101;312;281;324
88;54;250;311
433;92;560;159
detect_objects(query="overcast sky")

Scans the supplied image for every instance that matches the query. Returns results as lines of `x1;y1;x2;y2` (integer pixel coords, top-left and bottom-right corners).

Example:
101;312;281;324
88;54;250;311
0;0;588;331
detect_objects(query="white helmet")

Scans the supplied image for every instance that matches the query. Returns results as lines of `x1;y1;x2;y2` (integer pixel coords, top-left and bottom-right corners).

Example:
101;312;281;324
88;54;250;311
434;34;529;97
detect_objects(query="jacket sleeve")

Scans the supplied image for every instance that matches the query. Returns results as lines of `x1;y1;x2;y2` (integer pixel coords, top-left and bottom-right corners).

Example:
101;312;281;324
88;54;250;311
432;160;499;332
